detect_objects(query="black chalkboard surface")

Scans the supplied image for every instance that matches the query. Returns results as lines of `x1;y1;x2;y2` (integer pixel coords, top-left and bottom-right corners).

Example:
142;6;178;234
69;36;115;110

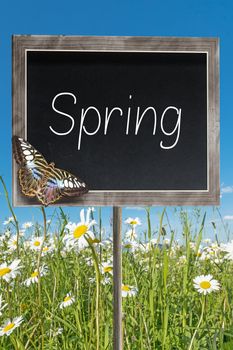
27;51;207;190
12;36;219;205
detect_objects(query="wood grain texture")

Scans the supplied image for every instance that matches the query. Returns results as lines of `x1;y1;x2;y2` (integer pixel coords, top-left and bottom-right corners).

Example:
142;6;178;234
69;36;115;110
12;35;220;206
113;207;122;350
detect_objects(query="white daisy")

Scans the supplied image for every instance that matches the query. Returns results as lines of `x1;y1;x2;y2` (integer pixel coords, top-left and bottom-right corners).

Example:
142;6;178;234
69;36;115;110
64;208;96;249
29;236;44;251
7;235;19;251
0;316;23;336
163;238;171;245
189;242;196;250
89;276;112;285
88;207;95;212
24;265;48;287
0;295;7;316
0;230;11;242
102;276;112;285
101;261;113;275
3;217;14;226
123;240;139;253
178;255;187;264
125;228;137;241
22;222;33;229
203;238;212;245
88;277;95;283
193;274;220;295
0;259;21;282
41;245;54;256
124;217;141;227
101;238;113;249
121;284;138;297
85;257;93;266
221;240;233;260
49;327;63;337
59;293;75;309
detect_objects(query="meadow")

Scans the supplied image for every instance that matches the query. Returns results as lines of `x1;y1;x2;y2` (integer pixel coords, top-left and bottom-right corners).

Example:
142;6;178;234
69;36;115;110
0;180;233;349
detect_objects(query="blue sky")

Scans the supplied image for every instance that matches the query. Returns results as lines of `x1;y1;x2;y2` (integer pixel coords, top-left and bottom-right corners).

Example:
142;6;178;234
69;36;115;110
0;0;233;240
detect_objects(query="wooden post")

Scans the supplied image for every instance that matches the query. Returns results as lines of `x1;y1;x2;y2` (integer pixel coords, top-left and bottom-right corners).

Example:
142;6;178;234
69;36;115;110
113;206;122;350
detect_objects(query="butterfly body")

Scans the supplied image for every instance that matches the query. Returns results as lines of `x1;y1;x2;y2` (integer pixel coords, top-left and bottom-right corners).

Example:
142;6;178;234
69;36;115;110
13;136;88;206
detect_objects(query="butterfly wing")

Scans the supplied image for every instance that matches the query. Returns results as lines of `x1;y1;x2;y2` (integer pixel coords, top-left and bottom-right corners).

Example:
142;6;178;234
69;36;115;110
13;136;89;206
37;166;88;206
12;136;48;197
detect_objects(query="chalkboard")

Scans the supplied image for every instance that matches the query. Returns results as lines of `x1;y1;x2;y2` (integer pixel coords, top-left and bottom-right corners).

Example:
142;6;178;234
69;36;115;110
12;36;220;206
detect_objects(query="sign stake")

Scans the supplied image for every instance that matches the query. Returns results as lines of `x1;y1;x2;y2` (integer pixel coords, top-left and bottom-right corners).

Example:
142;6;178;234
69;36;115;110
113;206;122;350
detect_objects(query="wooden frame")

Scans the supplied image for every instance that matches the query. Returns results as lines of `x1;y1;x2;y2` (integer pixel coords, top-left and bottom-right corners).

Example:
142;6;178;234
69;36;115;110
12;35;220;206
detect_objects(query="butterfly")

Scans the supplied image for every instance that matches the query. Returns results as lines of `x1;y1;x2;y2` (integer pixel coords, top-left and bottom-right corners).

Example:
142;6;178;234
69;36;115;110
12;136;89;206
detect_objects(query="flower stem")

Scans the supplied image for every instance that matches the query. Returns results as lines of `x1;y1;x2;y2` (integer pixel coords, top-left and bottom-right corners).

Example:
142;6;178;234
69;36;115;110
188;296;206;350
0;176;20;257
37;206;47;350
85;235;100;350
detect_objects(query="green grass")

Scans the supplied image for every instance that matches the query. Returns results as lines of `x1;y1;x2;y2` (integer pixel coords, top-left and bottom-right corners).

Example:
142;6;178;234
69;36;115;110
0;178;233;349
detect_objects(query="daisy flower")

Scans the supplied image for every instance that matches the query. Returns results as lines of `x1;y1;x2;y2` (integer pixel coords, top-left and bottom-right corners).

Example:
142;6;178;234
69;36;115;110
101;261;113;275
29;236;44;251
0;259;21;282
193;274;220;295
88;207;95;212
101;238;113;249
125;228;137;241
0;230;11;242
125;217;141;227
178;255;187;264
41;244;54;256
89;276;112;285
22;222;33;230
49;327;63;337
64;208;96;249
102;276;112;285
7;234;21;251
121;284;138;297
24;265;48;286
0;316;23;336
123;240;139;253
3;217;14;226
59;293;75;309
203;238;212;245
221;240;233;260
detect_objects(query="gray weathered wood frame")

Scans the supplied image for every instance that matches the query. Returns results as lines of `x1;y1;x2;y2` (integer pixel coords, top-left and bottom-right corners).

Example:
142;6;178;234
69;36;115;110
12;35;220;206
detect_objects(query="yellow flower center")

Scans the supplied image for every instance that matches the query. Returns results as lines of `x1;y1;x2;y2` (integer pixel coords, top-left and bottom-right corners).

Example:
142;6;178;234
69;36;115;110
33;241;41;247
73;225;88;239
0;267;11;277
122;285;131;292
13;241;17;246
130;220;137;225
64;296;71;302
3;323;15;332
31;271;39;278
104;266;113;273
200;281;211;289
43;247;49;252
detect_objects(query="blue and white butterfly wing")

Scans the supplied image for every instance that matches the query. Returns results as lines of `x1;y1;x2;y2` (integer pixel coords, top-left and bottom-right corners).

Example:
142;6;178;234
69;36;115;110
37;166;88;206
13;136;48;197
13;136;89;206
